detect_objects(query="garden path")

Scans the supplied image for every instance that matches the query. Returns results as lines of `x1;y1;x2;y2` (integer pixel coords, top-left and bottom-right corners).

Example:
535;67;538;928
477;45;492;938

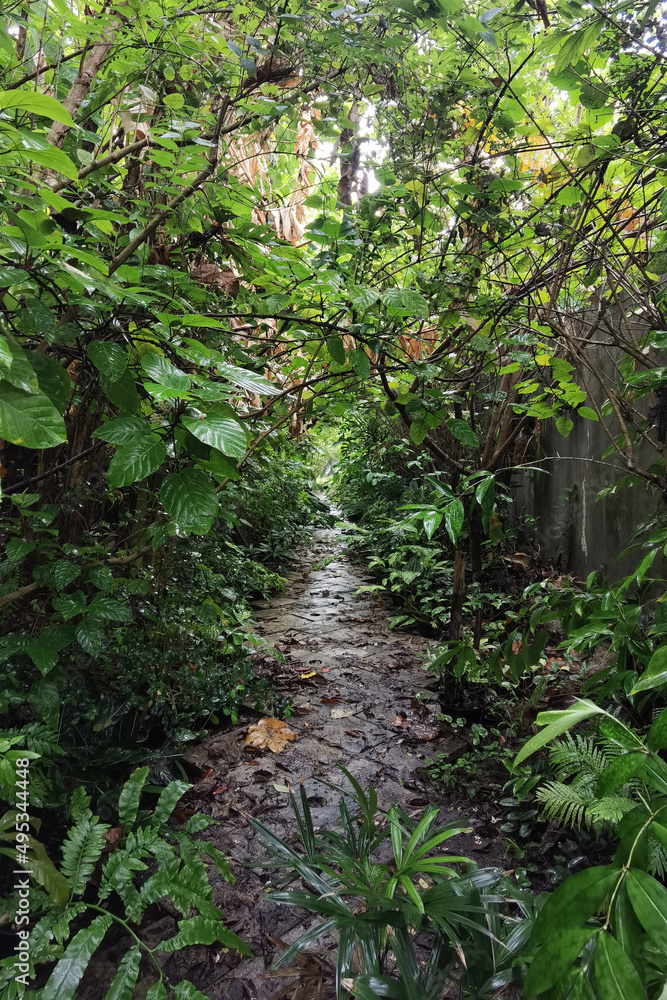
172;522;492;999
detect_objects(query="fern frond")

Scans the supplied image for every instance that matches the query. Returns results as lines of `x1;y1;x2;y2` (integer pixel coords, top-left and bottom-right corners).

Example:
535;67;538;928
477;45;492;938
549;734;609;785
587;796;635;825
60;816;109;896
535;781;593;829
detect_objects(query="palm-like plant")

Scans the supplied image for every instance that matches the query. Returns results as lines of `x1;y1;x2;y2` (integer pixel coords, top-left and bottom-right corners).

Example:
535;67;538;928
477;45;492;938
251;767;535;1000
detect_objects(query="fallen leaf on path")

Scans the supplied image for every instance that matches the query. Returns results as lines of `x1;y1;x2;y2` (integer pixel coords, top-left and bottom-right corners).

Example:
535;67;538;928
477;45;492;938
392;714;407;729
245;717;298;753
331;705;359;719
273;783;290;793
300;670;316;679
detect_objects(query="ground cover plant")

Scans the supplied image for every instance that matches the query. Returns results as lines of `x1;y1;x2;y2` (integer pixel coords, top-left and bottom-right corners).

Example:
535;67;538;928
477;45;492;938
1;0;667;995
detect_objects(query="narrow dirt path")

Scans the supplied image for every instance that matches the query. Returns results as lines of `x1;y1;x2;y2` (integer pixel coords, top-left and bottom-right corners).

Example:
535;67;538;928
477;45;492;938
176;522;489;999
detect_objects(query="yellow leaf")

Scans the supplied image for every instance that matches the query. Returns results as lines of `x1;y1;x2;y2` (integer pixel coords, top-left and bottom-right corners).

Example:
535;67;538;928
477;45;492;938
535;353;551;366
300;670;316;679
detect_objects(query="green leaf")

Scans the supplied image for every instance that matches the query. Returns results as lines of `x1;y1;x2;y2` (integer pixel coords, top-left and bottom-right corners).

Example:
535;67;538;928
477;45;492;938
596;752;646;797
141;354;191;390
443;500;464;545
173;983;210;1000
0;381;67;448
446;418;479;448
578;406;599;421
88;342;128;381
5;538;36;562
104;945;141;1000
182;415;246;460
42;913;112;1000
157;916;250;955
383;287;429;317
556;415;574;437
146;985;168;1000
20;145;78;179
423;510;442;540
631;647;667;694
648;707;667;752
0;89;74;125
100;370;141;414
532;866;619;946
524;926;597;996
349;348;371;379
76;620;103;657
87;597;132;622
514;699;604;766
160;469;219;534
118;767;149;830
626;869;667;949
410;418;429;445
88;566;115;592
593;929;646;1000
27;352;72;411
107;435;167;489
214;362;281;395
326;335;346;365
151;780;190;827
53;560;81;592
93;418;152;446
475;477;495;531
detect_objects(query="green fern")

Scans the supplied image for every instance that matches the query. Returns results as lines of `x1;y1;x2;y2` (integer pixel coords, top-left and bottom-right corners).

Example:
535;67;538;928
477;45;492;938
60;814;109;896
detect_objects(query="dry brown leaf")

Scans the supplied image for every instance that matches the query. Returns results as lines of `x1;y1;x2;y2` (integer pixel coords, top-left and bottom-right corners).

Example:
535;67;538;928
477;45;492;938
190;262;239;297
244;717;298;754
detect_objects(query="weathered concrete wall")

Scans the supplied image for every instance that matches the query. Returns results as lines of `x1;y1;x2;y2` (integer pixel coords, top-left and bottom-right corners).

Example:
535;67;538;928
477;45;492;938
512;317;664;579
513;422;661;579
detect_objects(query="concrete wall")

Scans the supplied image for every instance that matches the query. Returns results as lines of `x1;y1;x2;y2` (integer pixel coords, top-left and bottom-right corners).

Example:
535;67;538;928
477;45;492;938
512;317;664;579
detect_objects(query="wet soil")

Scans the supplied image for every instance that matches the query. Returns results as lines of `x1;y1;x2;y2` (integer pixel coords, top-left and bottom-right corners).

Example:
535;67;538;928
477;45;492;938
153;523;510;999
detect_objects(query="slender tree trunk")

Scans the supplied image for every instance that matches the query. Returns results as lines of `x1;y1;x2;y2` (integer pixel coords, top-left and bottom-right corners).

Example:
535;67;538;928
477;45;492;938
449;550;466;641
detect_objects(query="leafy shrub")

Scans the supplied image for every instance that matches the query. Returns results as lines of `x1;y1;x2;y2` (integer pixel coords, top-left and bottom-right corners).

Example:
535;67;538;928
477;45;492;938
515;696;667;999
0;767;249;1000
252;768;535;1000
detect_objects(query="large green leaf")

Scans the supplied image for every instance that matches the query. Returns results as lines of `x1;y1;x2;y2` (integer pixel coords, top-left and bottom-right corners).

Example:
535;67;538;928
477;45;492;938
215;362;281;395
593;930;646;1000
100;370;141;414
0;381;67;448
349;348;371;379
446;418;480;448
93;417;152;446
326;335;346;364
104;945;141;1000
42;913;112;1000
0;89;74;125
596;752;646;797
524;926;597;996
160;469;219;534
156;916;249;954
631;647;667;694
27;352;72;412
514;699;604;766
626;870;667;949
443;500;465;545
118;767;149;831
532;866;619;946
88;341;128;381
141;354;191;391
107;435;166;489
648;707;667;751
182;415;247;460
20;145;78;179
